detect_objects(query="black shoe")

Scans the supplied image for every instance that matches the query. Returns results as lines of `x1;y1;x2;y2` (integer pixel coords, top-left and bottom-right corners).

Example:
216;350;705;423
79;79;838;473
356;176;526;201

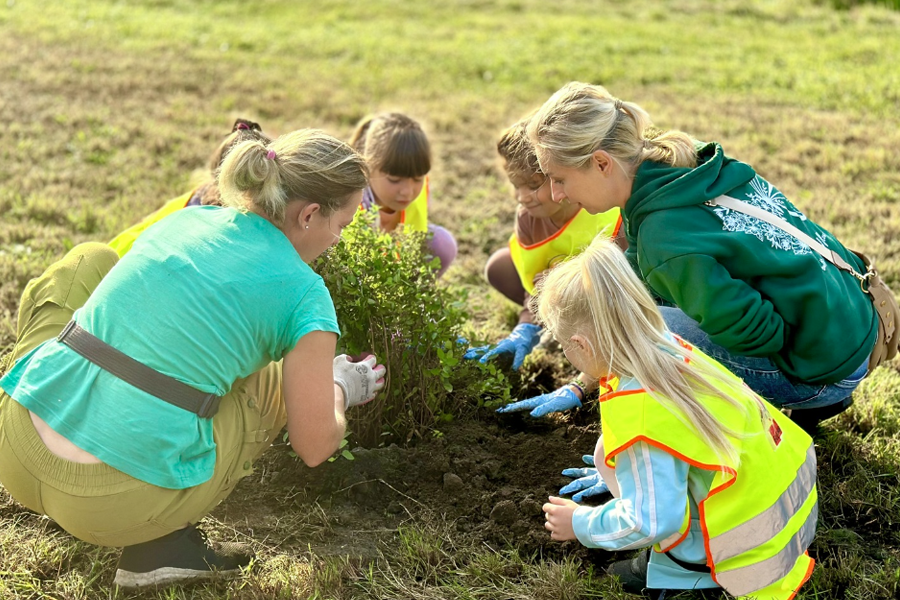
114;525;253;588
607;549;650;594
789;396;854;435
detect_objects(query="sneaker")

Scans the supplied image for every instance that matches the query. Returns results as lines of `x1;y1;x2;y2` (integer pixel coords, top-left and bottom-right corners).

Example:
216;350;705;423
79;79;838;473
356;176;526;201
114;525;253;588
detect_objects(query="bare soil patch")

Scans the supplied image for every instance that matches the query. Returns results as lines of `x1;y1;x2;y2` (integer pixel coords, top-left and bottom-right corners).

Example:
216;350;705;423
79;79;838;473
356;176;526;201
219;410;611;567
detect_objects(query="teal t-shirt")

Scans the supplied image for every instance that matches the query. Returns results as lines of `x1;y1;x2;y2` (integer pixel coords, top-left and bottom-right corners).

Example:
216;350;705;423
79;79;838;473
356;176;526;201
1;206;340;489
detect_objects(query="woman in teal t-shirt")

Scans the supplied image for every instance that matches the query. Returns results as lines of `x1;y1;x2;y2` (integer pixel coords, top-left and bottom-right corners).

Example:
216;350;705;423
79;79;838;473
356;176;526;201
525;82;886;436
0;129;384;588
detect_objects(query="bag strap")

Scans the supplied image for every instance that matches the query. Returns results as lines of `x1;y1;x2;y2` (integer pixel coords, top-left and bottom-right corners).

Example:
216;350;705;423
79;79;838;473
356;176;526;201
706;195;875;290
57;321;221;418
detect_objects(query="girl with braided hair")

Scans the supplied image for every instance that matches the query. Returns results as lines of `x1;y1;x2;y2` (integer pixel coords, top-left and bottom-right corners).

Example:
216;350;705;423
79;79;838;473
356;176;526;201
108;118;271;256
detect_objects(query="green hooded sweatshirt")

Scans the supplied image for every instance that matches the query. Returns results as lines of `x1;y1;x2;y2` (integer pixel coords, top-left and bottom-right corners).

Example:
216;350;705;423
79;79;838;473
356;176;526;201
624;142;876;385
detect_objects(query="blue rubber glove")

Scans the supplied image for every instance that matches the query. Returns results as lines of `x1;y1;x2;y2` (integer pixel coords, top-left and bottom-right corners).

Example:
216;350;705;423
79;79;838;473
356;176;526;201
496;385;582;418
560;455;609;502
463;323;542;371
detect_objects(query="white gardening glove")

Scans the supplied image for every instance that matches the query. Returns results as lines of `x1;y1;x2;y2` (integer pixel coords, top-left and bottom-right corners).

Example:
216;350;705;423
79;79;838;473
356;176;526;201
332;354;386;410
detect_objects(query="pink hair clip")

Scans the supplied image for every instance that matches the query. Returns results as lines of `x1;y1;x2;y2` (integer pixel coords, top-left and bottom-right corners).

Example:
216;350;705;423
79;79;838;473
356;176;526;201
266;150;277;160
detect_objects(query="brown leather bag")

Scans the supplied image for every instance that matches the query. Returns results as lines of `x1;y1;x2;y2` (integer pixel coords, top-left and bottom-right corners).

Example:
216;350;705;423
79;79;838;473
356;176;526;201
706;196;899;374
852;251;900;371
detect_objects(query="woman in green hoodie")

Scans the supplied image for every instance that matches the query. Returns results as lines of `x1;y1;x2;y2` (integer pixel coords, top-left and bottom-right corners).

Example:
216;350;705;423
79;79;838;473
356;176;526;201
526;82;880;432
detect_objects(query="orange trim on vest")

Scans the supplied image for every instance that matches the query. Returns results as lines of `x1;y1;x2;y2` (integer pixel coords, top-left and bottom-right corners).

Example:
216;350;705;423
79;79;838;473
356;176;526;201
604;434;737;481
789;556;816;600
605;433;739;574
598;388;646;403
515;212;622;251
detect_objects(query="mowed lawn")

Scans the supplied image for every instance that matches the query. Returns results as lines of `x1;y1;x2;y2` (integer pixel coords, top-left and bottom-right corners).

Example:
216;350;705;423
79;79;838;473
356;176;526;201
1;1;900;598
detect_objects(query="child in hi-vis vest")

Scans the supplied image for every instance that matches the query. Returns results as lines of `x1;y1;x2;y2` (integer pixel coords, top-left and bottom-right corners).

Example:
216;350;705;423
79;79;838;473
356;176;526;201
349;113;457;277
108;119;271;256
466;114;622;417
538;237;817;600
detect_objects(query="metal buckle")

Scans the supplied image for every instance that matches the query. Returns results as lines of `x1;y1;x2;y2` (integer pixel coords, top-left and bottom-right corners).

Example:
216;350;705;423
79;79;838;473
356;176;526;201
57;320;78;342
197;393;220;419
857;269;876;293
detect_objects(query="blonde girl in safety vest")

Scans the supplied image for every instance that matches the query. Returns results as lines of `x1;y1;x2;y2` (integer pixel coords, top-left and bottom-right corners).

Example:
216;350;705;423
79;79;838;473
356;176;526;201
108;119;271;256
465;114;623;419
538;237;818;600
349;112;457;277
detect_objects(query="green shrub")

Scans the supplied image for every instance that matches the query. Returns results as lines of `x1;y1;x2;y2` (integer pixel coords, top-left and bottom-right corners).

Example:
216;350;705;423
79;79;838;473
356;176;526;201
314;210;511;447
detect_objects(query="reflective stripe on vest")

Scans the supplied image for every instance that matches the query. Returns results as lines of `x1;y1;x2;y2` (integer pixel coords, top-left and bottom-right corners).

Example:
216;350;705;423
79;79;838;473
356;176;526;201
399;176;429;233
710;444;817;565
715;494;817;595
108;191;194;257
599;343;817;599
508;208;621;294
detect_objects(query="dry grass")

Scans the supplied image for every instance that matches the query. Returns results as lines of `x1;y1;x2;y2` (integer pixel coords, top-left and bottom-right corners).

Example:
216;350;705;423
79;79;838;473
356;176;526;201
1;0;899;598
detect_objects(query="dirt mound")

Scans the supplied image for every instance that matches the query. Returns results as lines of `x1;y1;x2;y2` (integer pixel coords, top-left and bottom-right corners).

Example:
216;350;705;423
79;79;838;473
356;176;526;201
218;411;610;565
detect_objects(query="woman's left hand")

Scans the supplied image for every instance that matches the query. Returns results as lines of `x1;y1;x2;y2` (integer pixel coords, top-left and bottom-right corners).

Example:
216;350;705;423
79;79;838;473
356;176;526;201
542;496;578;541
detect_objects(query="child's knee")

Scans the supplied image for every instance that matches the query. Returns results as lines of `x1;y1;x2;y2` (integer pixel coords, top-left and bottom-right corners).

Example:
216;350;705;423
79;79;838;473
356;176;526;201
69;242;119;281
484;248;514;288
427;225;458;275
12;243;119;355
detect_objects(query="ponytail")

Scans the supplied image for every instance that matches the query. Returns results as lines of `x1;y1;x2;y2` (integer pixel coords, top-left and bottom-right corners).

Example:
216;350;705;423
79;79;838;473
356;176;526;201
642;127;698;169
206;118;270;173
528;82;698;174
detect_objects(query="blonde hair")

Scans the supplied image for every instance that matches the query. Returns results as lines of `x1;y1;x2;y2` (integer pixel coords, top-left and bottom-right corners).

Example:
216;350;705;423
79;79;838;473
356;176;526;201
496;112;542;179
349;112;431;178
534;237;766;464
527;82;698;174
218;129;368;225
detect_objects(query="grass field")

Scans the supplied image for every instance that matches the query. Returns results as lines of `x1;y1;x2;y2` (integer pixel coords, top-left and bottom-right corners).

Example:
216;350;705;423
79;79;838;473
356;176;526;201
1;0;900;598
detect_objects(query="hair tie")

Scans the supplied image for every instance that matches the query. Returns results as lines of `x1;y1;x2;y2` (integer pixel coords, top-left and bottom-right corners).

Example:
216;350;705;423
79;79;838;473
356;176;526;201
614;99;623;111
232;118;262;133
266;149;277;161
642;139;652;150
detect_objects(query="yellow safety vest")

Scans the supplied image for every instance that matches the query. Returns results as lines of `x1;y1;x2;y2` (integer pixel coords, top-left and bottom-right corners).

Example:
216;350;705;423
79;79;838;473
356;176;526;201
508;208;622;294
108;191;194;257
599;342;817;600
399;176;429;233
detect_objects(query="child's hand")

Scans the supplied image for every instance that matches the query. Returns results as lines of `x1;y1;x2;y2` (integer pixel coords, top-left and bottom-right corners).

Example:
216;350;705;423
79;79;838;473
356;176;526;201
463;323;542;370
497;386;582;418
560;455;610;501
542;496;578;541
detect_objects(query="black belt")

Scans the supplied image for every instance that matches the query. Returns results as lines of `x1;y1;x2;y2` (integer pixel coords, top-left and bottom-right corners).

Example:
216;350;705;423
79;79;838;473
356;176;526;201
57;321;221;418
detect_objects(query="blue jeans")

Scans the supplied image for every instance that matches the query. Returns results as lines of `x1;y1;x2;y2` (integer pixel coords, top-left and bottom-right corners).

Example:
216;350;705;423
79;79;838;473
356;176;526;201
660;307;868;410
